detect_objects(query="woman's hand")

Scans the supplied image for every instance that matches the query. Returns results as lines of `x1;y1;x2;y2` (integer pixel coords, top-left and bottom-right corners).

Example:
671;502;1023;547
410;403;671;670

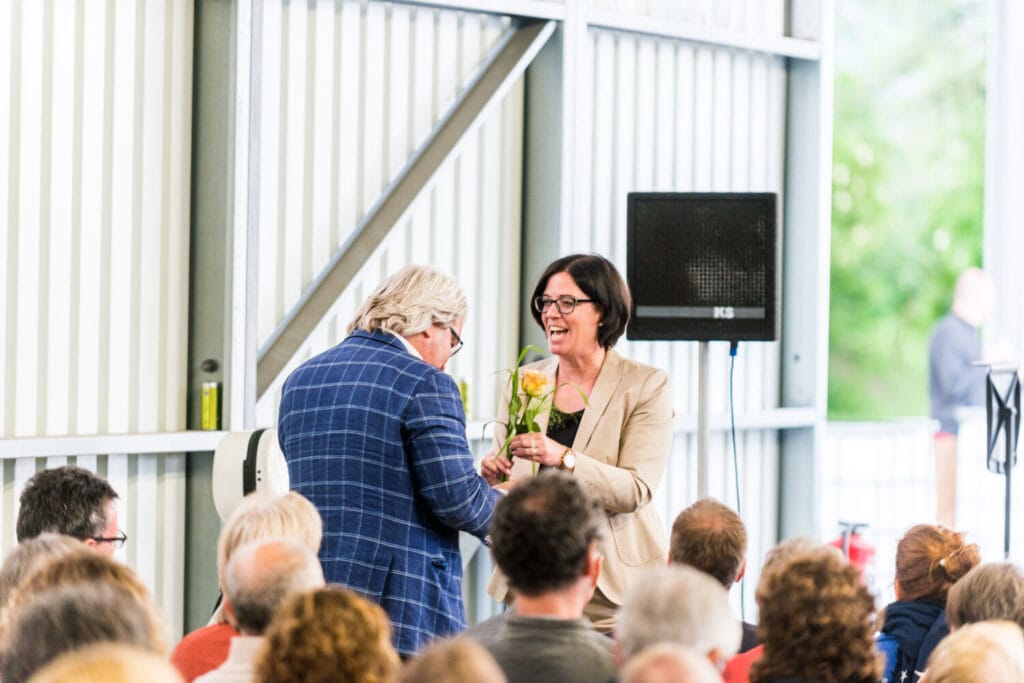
509;432;560;468
481;451;512;485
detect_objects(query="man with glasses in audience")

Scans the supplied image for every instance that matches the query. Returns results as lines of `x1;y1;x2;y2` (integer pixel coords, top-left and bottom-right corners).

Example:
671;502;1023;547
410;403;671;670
16;465;126;557
278;265;502;658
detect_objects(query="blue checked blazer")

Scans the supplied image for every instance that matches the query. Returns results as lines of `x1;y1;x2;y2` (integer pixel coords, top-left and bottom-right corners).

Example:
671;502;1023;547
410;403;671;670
277;329;499;655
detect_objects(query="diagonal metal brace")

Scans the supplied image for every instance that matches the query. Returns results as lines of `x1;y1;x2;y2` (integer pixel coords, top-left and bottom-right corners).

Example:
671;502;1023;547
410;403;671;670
256;19;556;398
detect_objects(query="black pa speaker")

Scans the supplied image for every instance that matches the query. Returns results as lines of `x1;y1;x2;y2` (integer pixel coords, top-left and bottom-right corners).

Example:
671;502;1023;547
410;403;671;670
626;192;779;342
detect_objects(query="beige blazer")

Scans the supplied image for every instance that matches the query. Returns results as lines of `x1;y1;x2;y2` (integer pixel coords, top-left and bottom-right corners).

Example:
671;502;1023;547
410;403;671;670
486;348;675;606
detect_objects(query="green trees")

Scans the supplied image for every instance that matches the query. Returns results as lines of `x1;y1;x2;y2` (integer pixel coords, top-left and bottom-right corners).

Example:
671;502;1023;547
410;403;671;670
828;0;987;419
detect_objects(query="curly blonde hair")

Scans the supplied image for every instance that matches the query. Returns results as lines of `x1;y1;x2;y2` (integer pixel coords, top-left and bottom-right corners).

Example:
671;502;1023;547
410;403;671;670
895;524;980;603
751;546;882;683
255;586;399;683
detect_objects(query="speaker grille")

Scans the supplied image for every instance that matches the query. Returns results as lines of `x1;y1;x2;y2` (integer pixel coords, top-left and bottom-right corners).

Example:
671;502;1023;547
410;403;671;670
627;193;778;341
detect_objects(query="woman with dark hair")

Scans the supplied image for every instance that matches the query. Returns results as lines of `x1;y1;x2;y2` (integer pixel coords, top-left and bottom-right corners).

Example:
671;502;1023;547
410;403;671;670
481;253;674;632
876;524;980;683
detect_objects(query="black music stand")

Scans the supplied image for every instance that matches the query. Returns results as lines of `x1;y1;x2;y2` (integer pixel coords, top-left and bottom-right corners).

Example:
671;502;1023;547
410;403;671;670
985;364;1020;559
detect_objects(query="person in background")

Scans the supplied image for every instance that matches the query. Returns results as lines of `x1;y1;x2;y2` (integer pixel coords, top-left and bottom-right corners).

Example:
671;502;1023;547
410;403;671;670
670;497;756;652
0;549;167;649
0;583;166;683
254;587;399;683
920;620;1024;683
750;545;881;683
928;267;996;527
464;471;614;683
16;466;124;557
621;643;724;683
195;538;325;683
615;564;741;673
28;642;185;683
278;265;500;656
400;638;506;683
171;492;322;682
945;562;1024;630
876;524;980;683
721;537;825;683
0;533;82;611
482;253;674;632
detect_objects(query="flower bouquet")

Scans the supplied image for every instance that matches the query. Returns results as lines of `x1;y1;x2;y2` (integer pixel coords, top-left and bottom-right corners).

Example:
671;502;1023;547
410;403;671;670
496;345;554;479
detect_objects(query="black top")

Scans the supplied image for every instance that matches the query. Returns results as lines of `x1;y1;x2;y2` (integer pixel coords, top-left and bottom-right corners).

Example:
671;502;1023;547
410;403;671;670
544;405;585;470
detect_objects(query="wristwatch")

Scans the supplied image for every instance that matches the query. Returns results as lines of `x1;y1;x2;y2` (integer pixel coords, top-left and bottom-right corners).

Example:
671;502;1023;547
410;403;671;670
560;447;577;473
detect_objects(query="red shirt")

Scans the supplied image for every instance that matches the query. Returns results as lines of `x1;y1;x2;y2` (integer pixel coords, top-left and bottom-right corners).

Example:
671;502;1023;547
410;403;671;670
170;622;240;682
723;644;763;683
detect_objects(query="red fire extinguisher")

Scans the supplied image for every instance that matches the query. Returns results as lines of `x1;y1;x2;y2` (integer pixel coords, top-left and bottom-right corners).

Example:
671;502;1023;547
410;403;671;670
830;521;876;585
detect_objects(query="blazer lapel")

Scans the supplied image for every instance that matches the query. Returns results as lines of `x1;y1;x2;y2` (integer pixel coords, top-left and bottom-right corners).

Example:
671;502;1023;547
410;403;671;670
573;349;624;456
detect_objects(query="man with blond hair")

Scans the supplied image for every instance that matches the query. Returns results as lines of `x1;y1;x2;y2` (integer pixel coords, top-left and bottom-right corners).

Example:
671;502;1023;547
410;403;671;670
278;265;500;656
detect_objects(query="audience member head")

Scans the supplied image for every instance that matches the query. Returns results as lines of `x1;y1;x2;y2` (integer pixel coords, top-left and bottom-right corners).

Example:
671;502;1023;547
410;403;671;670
27;642;184;683
616;564;741;669
16;466;121;556
1;549;167;650
0;583;164;683
347;264;468;337
0;533;82;610
489;470;604;598
400;637;506;683
620;643;723;683
946;562;1024;629
761;536;826;572
669;497;746;587
224;538;325;635
752;545;881;683
920;620;1024;683
214;491;322;623
951;267;996;327
255;586;399;683
894;524;979;604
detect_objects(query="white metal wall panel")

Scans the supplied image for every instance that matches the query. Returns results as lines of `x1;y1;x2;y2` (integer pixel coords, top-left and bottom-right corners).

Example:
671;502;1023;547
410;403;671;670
252;1;522;426
577;28;786;412
555;26;788;618
0;454;187;639
254;81;525;426
588;0;785;34
0;0;193;438
253;0;511;347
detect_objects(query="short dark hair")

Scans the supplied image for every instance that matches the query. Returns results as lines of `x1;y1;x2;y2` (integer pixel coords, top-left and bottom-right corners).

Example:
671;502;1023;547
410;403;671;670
489;470;603;596
529;254;631;348
16;467;119;542
669;498;747;587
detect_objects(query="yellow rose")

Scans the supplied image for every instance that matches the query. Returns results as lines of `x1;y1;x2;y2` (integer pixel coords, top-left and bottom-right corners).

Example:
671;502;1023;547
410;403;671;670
520;369;549;398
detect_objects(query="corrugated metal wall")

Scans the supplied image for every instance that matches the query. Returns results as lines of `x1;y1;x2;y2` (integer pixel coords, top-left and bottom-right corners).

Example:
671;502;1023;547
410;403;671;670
588;0;785;32
251;1;524;426
561;23;787;615
0;0;192;636
1;0;808;634
0;0;193;438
